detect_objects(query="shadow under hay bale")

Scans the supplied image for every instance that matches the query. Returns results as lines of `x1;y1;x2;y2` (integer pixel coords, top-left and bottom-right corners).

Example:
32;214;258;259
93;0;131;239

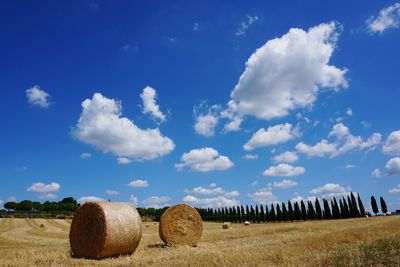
222;222;232;229
159;204;203;247
69;202;142;259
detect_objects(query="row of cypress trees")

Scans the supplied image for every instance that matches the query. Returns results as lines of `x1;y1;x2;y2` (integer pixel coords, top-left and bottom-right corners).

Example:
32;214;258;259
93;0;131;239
196;192;368;223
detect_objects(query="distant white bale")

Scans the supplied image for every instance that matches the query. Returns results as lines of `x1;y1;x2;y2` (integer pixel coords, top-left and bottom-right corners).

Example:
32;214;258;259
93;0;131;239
244;221;251;226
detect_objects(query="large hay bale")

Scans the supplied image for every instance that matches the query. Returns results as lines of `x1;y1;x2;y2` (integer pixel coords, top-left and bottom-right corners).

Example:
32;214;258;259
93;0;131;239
159;204;202;246
244;221;251;226
69;202;142;259
222;222;231;229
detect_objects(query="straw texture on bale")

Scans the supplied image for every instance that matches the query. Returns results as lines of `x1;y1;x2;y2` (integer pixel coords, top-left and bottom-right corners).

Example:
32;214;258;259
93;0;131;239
69;202;142;259
159;204;203;246
222;222;232;229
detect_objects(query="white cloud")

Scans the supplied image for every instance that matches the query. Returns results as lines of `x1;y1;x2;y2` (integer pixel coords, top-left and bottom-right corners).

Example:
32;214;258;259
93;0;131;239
209;182;217;188
0;200;3;210
73;93;175;162
27;182;60;193
244;123;300;151
248;189;278;205
291;195;304;203
142;196;170;208
223;22;347;130
185;186;225;195
263;163;305;177
128;179;149;188
183;195;239;208
251;180;258;187
273;151;298;163
77;196;105;203
117;157;132;164
80;152;92;160
389;184;400;194
386;157;400;176
372;168;383;178
296;123;381;157
175;147;234;172
106;190;119;196
243;154;258;160
360;121;371;128
7;197;16;202
310;183;350;198
130;195;138;206
367;3;400;34
224;191;240;198
193;22;199;31
193;104;220;137
235;15;258;36
268;179;298;189
345;164;356;169
140;86;167;123
382;130;400;156
346;108;353;116
26;85;51;108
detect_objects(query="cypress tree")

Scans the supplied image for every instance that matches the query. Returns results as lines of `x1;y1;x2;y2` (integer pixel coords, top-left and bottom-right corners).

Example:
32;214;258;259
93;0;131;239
282;203;288;221
260;204;265;222
246;205;250;221
276;203;282;222
357;195;365;216
288;201;294;221
265;205;270;222
307;201;316;220
250;205;255;222
333;198;340;219
301;200;307;220
270;204;276;222
339;199;345;219
240;205;245;222
347;195;354;218
315;199;322;220
350;192;360;217
323;199;332;219
255;205;260;223
228;207;233;222
371;196;379;215
294;202;301;221
343;197;350;218
380;197;388;214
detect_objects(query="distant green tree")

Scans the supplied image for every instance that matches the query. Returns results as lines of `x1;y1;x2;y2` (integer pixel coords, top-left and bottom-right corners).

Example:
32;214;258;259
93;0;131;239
371;196;379;215
343;197;351;218
17;200;34;211
60;197;77;206
323;199;332;219
255;205;259;223
350;192;360;217
246;205;250;221
380;197;388;214
265;205;270;222
300;200;307;220
270;204;276;222
240;206;245;222
333;198;340;219
357;195;365;216
4;202;17;211
282;203;288;221
276;203;282;222
315;199;322;220
260;204;265;222
250;205;256;222
288;201;294;221
294;202;301;221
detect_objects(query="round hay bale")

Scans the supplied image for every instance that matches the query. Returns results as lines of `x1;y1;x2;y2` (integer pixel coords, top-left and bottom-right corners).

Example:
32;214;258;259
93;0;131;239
159;204;202;246
244;221;251;226
69;202;142;259
222;222;231;229
39;224;45;229
146;223;150;227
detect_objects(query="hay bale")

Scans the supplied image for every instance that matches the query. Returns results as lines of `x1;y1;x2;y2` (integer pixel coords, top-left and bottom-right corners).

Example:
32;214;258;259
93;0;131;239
146;223;150;227
222;222;231;229
39;224;45;229
244;221;251;226
69;202;142;259
159;204;202;246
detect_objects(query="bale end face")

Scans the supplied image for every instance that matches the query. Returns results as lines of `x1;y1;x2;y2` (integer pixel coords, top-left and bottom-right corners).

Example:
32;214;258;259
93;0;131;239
159;204;203;247
222;222;232;229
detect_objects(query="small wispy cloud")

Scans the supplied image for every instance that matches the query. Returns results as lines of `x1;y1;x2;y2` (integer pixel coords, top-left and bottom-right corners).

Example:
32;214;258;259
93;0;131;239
235;15;258;36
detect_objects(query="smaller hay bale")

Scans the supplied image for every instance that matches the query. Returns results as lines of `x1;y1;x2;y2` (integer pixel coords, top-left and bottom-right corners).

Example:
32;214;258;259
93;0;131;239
222;222;231;229
146;224;150;227
159;204;203;247
39;224;45;229
244;221;251;226
69;202;142;259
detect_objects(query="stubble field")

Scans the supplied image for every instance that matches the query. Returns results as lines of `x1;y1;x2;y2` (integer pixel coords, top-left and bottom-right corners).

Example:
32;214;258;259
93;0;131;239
0;216;400;266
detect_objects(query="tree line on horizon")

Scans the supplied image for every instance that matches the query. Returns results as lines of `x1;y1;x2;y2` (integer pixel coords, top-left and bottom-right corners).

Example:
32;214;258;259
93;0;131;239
0;194;390;223
196;194;390;223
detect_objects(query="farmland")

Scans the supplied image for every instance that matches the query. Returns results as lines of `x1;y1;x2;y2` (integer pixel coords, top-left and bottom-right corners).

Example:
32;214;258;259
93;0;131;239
0;216;400;266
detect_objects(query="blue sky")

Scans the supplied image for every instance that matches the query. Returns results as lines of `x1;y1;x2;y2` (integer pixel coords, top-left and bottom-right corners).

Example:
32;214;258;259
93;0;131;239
1;1;400;211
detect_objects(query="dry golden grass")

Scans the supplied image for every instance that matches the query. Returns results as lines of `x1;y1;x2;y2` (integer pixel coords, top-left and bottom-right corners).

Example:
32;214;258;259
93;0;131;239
0;216;400;266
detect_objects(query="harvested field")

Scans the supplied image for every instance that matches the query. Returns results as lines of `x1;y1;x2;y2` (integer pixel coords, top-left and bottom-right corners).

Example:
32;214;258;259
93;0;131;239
0;217;400;266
